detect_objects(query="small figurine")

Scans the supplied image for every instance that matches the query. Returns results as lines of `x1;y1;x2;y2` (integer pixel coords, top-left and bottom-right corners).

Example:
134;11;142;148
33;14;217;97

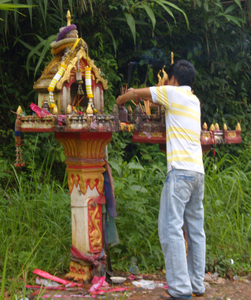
67;104;72;114
86;103;93;115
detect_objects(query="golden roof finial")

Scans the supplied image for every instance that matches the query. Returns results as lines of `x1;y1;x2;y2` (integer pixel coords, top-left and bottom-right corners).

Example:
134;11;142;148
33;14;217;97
223;124;228;131
66;104;72;114
171;52;174;65
86;103;93;114
162;66;168;83
215;123;219;130
66;10;71;26
236;122;241;131
16;106;23;115
209;124;215;131
157;70;162;86
52;105;58;115
202;122;208;131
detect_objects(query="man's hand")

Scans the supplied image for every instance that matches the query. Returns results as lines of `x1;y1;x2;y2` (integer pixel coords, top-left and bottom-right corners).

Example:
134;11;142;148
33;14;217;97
116;87;151;107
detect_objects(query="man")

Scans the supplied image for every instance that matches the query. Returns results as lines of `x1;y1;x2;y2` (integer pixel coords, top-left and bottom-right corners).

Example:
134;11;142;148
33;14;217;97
116;60;205;300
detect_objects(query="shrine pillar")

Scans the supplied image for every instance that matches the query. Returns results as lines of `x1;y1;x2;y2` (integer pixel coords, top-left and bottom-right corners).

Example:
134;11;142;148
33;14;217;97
55;132;112;282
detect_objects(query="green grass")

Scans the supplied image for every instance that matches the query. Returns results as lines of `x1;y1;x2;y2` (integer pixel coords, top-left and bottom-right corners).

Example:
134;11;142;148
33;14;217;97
203;150;251;275
1;136;251;297
0;135;71;298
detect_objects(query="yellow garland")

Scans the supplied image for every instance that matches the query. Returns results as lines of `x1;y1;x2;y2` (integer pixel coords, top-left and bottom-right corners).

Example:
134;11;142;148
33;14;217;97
64;38;81;65
48;39;81;93
47;39;81;108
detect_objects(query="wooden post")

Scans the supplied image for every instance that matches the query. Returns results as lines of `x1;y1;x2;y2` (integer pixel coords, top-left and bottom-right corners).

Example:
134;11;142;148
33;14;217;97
55;132;112;282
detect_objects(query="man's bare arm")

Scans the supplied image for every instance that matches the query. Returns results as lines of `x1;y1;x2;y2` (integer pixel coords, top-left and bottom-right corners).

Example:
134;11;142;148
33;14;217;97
116;87;152;106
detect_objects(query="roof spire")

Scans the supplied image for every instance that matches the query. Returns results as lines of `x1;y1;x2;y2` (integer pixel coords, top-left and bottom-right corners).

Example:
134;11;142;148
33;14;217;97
66;10;71;26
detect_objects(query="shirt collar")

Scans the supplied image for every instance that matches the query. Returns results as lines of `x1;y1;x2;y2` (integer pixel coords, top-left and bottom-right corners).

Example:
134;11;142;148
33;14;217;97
177;86;191;90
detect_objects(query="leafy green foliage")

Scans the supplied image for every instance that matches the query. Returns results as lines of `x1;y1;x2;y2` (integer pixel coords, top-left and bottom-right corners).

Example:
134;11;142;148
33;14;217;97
108;155;165;272
0;2;251;297
203;148;251;276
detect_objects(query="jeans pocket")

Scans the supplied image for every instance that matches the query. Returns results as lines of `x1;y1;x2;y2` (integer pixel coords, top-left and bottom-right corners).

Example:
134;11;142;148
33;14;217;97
174;174;197;200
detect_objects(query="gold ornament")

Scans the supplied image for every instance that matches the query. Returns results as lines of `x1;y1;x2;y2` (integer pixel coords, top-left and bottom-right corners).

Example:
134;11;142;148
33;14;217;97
16;106;23;115
202;122;208;131
52;105;58;115
86;103;93;114
215;123;220;130
209;124;215;131
66;104;72;114
236;123;241;131
66;10;71;26
223;124;227;130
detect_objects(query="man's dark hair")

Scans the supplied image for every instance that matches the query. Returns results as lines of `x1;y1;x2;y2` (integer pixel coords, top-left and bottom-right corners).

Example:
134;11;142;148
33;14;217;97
167;60;196;87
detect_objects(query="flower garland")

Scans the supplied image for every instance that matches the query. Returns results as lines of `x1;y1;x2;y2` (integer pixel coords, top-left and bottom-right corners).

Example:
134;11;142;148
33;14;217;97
47;38;81;109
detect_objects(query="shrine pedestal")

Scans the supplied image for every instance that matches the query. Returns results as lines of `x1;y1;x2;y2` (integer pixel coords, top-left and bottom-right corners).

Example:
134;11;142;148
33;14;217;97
55;132;112;282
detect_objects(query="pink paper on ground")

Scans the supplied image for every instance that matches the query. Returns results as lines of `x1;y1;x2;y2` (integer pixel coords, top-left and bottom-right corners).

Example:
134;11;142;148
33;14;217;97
91;275;100;284
90;286;131;295
42;296;95;298
89;276;105;293
91;275;109;287
32;269;84;288
33;269;69;285
26;285;66;291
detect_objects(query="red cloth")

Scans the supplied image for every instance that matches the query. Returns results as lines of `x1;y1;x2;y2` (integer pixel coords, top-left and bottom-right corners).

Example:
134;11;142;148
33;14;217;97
93;193;106;204
71;245;106;267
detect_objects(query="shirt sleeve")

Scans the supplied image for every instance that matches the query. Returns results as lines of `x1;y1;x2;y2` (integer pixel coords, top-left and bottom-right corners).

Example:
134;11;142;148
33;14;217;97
150;86;170;110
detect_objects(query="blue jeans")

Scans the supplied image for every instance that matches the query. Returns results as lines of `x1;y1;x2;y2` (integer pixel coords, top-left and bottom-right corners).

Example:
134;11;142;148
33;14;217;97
158;169;205;298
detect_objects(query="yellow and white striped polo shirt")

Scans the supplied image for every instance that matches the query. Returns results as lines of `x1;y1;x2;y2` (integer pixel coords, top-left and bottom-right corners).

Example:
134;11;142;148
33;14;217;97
150;85;204;174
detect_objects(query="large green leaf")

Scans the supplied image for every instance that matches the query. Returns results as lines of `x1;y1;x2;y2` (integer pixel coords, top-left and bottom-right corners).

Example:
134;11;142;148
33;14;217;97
129;185;148;193
38;0;47;28
233;0;242;9
34;34;57;77
0;3;32;10
127;161;144;170
105;26;117;54
124;12;136;44
218;12;244;27
224;3;238;14
153;0;175;21
21;34;57;76
141;2;156;33
153;0;189;28
26;0;33;27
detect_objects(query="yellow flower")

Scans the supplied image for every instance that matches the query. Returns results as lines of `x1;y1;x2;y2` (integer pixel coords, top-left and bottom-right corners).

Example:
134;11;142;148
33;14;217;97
49;104;55;108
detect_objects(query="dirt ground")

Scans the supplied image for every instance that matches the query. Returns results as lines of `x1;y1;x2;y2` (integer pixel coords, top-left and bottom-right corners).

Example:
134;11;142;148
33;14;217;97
28;272;251;300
